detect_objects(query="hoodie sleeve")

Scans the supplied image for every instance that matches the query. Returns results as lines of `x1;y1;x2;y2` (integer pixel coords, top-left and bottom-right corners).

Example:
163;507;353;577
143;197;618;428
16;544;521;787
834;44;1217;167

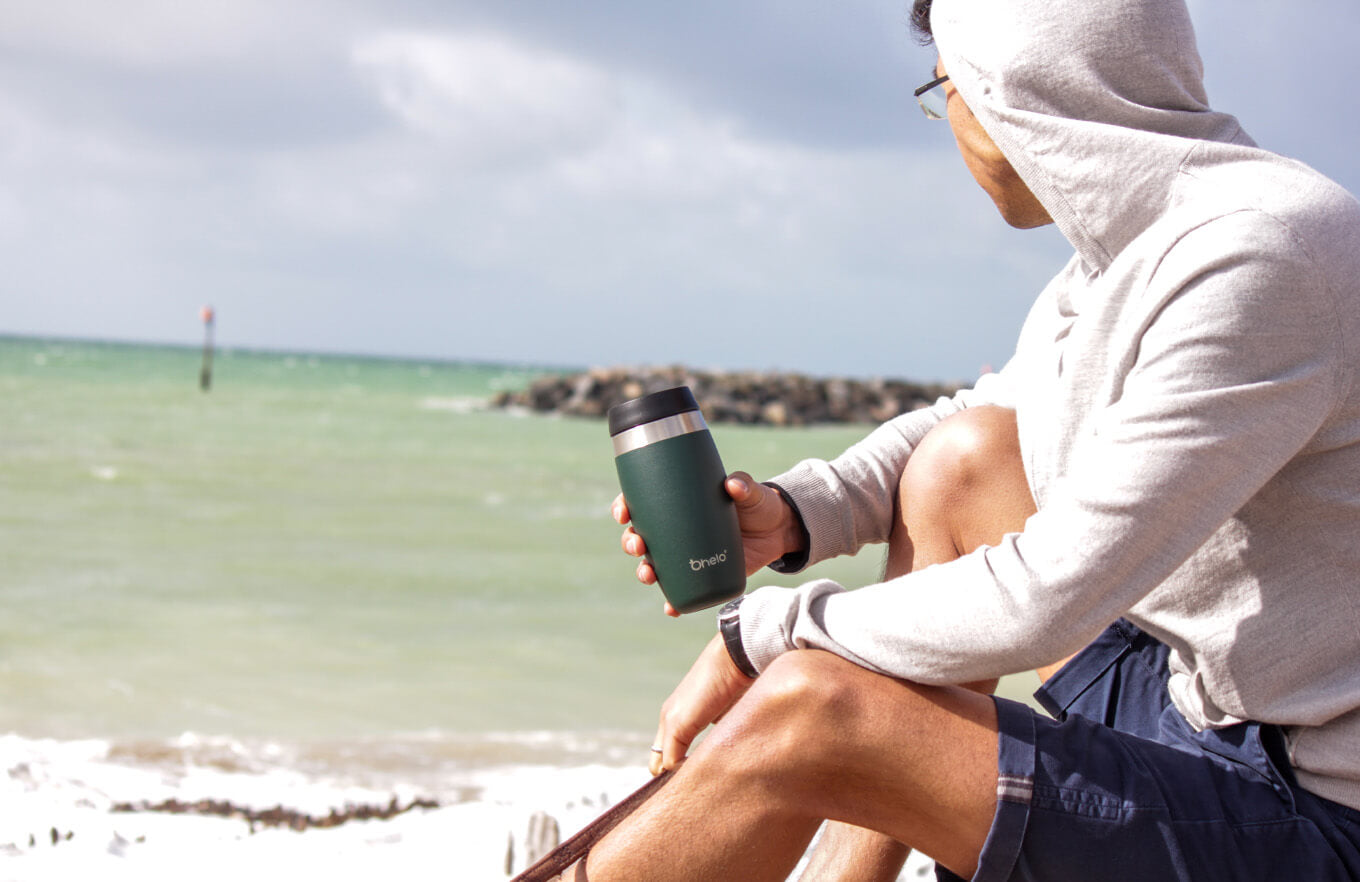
740;213;1346;683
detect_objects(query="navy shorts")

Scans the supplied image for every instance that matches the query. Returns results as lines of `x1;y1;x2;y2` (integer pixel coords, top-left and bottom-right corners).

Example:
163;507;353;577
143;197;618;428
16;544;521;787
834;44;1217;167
938;620;1360;882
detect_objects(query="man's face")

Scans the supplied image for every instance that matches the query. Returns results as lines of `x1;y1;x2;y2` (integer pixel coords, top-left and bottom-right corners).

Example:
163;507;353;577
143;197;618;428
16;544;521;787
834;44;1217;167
936;60;1053;230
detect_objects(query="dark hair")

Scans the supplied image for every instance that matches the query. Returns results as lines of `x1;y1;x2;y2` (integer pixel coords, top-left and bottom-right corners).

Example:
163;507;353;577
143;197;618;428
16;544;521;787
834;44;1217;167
910;0;935;45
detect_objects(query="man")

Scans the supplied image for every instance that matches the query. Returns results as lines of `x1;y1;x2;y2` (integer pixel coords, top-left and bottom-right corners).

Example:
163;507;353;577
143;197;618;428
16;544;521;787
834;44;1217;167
587;0;1360;878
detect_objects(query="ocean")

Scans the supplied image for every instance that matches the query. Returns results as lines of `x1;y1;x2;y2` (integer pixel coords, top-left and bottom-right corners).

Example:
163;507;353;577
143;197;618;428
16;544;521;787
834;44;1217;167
0;335;1021;880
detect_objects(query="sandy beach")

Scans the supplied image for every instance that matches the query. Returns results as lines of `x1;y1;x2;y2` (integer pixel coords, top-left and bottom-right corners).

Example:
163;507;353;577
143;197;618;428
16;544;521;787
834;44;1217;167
2;731;940;880
1;732;660;881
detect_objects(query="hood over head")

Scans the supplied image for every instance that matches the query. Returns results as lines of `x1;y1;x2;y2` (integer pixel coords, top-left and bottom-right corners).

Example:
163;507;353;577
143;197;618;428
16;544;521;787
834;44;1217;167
930;0;1253;272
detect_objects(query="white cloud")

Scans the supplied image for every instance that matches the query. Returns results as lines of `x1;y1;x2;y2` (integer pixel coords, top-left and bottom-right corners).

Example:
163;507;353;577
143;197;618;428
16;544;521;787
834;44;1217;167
258;33;976;284
353;31;623;165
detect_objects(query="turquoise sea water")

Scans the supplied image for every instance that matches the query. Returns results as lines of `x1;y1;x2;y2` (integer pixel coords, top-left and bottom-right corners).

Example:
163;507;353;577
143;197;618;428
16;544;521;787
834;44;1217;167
1;336;1036;879
1;336;893;756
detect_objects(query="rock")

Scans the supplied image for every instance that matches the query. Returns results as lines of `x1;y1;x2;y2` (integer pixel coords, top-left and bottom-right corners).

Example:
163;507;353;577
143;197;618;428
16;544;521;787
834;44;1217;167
491;366;961;427
761;400;791;427
110;795;440;832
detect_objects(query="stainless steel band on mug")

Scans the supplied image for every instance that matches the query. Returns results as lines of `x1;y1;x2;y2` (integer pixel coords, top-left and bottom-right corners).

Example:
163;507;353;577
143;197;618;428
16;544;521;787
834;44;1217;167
610;410;709;457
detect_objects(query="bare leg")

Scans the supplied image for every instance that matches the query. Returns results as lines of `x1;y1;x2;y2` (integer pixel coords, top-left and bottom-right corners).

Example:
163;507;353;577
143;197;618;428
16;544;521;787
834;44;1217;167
799;821;915;882
802;405;1036;881
585;651;1000;881
580;407;1037;881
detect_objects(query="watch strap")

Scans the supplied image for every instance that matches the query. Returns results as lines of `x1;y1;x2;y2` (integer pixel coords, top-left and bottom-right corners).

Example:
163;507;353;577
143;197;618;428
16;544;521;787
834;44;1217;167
719;598;759;678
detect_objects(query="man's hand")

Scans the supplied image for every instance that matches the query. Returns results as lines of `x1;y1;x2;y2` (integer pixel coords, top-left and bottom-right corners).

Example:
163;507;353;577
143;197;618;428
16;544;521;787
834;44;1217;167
649;633;755;776
612;472;804;617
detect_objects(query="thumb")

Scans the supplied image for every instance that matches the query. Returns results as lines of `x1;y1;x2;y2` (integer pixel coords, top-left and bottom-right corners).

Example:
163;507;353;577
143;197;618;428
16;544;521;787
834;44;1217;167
725;472;760;506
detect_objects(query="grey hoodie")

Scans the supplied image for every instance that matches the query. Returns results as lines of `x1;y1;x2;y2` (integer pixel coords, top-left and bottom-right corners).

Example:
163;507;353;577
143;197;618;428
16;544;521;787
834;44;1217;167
738;0;1360;809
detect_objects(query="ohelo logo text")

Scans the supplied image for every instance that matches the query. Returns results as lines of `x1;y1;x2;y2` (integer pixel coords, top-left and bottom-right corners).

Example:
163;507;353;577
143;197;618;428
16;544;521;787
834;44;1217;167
690;551;729;571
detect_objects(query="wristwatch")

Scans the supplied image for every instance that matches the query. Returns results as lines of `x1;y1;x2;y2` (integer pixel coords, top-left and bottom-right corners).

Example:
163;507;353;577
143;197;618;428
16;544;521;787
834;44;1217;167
718;597;760;678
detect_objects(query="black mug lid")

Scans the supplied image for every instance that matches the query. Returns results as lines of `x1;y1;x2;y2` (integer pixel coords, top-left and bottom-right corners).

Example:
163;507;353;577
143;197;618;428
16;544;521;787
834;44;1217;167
607;386;700;436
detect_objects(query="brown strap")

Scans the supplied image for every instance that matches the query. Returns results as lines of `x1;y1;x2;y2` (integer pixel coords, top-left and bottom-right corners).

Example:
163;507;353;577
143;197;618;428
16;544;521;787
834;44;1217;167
510;770;672;881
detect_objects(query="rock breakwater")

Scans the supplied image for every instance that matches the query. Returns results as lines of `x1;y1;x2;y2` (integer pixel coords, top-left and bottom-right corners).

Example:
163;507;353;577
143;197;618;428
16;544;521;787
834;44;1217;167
491;366;960;427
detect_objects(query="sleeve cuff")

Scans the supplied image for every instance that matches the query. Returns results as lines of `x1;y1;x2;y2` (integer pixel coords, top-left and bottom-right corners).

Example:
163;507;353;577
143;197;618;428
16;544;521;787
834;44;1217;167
736;584;801;674
762;461;857;568
761;481;810;574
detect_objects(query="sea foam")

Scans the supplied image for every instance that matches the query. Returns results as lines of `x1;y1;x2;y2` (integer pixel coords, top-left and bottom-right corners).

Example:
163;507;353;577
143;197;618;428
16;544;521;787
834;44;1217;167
0;731;652;881
1;732;937;881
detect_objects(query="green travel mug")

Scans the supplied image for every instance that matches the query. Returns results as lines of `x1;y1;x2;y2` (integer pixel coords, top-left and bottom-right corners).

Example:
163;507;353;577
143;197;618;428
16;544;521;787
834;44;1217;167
609;387;746;614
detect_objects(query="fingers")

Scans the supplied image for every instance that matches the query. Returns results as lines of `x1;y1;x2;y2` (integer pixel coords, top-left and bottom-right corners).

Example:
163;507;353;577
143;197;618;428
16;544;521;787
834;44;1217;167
620;526;646;558
647;635;754;775
647;741;664;777
648;727;664;775
649;723;691;776
615;495;685;617
616;498;659;588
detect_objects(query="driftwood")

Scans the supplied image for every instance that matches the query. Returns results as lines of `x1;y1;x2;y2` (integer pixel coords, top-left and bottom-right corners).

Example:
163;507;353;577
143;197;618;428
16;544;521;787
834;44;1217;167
506;811;563;876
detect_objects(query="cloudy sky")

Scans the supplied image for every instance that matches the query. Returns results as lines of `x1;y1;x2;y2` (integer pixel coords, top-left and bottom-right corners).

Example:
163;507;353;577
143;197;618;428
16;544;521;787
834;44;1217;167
2;0;1356;380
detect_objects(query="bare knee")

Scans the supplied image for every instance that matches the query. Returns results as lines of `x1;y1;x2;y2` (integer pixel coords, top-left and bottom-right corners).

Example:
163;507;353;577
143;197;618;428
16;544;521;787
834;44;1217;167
701;651;890;779
903;405;1021;501
687;651;999;854
889;405;1032;568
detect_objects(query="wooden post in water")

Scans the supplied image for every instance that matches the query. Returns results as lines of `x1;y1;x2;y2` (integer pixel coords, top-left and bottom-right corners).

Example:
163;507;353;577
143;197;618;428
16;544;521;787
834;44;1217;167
199;305;215;392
